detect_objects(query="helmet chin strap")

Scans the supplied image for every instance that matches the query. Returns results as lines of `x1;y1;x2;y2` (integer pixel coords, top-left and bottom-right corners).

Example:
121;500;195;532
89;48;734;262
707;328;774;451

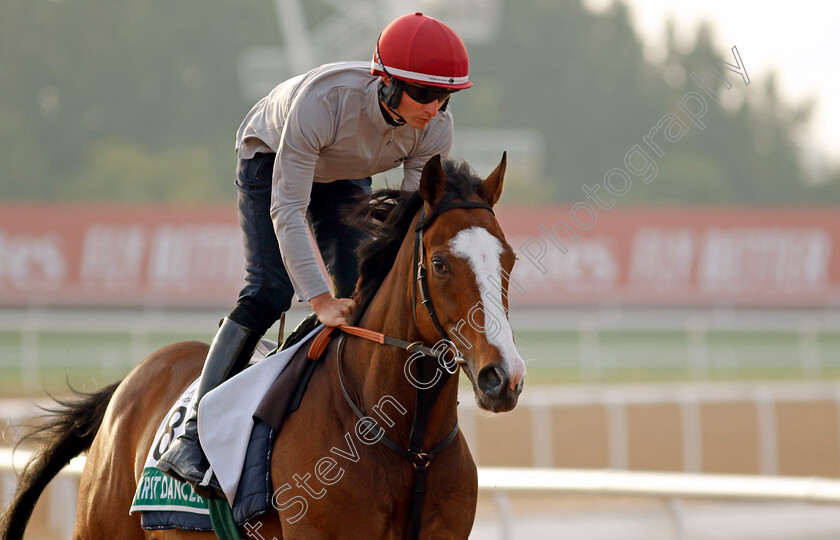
385;104;407;126
375;43;408;126
377;79;407;126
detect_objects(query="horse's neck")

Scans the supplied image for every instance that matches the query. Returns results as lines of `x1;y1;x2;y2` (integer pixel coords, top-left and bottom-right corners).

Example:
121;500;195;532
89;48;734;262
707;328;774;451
345;231;460;447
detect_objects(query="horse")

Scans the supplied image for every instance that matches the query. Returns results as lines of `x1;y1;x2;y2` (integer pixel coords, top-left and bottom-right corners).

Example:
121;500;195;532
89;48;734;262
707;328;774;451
1;153;525;539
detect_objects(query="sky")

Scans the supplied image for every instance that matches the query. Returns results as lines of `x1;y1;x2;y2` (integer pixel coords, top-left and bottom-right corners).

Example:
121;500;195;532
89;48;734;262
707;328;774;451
584;0;840;174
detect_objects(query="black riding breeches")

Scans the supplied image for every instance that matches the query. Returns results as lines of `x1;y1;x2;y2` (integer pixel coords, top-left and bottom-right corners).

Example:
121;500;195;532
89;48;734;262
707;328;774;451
229;152;371;334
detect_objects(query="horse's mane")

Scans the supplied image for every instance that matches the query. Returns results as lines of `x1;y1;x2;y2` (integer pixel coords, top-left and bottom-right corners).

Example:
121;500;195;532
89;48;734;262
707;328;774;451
347;159;484;322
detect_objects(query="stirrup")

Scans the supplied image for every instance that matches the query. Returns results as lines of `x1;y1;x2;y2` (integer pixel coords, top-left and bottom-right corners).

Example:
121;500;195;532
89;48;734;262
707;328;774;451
156;427;225;498
193;468;225;499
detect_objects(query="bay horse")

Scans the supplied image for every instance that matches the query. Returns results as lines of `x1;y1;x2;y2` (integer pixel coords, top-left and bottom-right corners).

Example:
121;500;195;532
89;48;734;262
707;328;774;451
1;154;525;539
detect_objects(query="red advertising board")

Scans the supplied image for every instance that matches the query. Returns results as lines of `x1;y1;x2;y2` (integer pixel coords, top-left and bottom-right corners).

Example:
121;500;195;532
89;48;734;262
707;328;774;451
0;204;242;307
1;203;839;308
503;206;840;307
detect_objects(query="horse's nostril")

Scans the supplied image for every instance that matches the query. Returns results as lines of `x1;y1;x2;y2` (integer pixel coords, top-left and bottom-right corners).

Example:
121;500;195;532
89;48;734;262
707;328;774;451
477;365;507;397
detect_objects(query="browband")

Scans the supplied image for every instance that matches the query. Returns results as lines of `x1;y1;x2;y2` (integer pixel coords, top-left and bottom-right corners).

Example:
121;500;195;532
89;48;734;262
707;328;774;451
415;200;493;231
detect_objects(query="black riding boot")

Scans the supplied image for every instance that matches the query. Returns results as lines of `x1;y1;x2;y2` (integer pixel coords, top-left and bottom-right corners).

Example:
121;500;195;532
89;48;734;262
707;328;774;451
156;318;261;498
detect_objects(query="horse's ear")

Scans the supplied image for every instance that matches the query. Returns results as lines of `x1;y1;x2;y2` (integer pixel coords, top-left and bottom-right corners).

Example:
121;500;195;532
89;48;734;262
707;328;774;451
419;154;446;206
479;151;507;207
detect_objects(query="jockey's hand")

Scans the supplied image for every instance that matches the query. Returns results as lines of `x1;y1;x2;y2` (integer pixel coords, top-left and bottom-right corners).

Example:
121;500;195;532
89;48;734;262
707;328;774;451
309;292;356;327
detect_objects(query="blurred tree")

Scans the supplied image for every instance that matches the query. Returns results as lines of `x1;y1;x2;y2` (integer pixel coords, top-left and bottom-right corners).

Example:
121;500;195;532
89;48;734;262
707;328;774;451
649;21;815;204
458;0;666;200
61;138;227;202
1;0;276;201
0;0;834;204
810;171;840;202
459;4;823;204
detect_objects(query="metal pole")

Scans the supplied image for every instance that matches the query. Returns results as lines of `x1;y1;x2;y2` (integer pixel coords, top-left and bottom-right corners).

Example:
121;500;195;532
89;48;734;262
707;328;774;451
492;491;515;540
274;0;315;74
666;498;687;540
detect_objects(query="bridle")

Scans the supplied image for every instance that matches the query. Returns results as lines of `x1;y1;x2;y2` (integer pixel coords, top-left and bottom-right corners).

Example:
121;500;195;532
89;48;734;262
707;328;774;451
335;198;494;540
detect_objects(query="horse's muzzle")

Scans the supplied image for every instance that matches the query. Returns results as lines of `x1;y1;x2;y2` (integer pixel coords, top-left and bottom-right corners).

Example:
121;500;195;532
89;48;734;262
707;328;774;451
475;363;523;412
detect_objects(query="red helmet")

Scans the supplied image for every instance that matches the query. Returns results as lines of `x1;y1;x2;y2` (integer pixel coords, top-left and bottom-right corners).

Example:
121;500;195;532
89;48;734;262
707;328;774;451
371;12;472;90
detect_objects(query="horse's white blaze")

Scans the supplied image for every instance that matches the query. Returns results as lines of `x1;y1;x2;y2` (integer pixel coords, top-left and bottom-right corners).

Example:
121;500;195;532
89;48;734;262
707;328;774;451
449;227;525;388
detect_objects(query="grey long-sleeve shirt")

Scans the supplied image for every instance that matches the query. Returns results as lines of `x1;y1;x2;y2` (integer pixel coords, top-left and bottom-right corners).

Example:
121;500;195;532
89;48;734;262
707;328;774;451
235;61;454;301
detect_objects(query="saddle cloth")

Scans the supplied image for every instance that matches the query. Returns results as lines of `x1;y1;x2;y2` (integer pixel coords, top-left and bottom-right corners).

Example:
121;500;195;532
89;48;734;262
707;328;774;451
130;417;275;531
129;324;324;529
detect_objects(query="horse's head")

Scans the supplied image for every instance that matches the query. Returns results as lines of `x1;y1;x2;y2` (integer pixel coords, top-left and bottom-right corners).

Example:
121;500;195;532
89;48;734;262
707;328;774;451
414;154;525;412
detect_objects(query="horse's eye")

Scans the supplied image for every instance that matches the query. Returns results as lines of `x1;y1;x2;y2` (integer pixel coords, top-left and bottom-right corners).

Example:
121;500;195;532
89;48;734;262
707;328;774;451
431;258;449;274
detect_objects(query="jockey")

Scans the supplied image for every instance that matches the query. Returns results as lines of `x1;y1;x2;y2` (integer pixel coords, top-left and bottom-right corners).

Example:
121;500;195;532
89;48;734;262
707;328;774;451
156;12;472;496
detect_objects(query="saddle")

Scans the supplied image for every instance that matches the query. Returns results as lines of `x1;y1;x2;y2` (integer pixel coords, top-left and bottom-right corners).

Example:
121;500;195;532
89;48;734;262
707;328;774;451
253;314;337;431
134;315;338;532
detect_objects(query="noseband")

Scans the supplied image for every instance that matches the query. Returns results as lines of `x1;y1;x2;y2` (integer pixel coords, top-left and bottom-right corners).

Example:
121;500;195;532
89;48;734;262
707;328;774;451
336;198;493;540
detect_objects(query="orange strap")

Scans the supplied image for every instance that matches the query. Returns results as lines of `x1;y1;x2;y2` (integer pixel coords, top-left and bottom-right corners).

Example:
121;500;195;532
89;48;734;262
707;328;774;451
307;323;442;362
338;325;386;344
307;325;390;361
307;326;337;361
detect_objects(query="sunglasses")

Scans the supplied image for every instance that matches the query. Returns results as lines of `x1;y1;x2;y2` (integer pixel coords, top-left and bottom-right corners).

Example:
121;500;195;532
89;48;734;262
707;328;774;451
399;82;455;105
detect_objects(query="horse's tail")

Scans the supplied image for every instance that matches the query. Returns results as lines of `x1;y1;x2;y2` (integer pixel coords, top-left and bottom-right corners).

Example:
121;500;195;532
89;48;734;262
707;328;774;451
0;381;121;539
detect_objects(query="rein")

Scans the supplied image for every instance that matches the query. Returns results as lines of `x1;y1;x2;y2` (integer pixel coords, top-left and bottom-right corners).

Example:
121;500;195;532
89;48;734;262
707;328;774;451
338;324;464;365
335;200;493;540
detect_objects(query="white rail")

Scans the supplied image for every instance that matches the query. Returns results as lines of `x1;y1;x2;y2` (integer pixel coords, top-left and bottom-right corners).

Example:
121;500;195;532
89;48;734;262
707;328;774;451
8;381;840;478
5;449;840;540
6;448;840;503
478;467;840;503
2;306;839;389
0;447;86;475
